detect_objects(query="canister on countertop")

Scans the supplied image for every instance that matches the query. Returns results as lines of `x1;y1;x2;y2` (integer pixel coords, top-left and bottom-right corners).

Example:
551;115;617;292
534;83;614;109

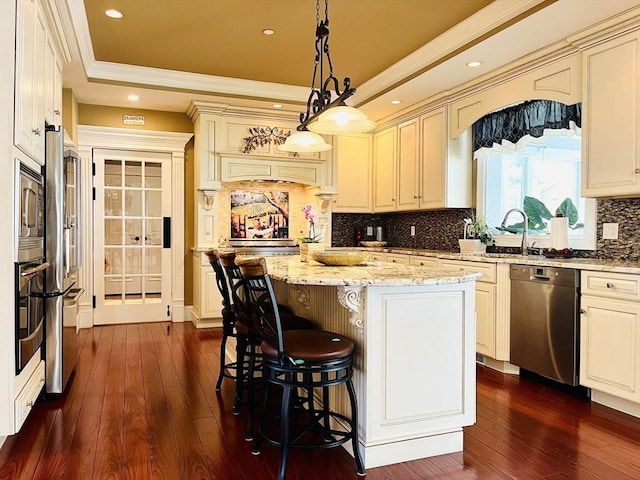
375;225;386;242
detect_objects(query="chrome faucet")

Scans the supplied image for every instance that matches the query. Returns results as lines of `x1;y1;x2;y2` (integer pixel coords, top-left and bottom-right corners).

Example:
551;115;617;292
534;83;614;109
501;208;529;255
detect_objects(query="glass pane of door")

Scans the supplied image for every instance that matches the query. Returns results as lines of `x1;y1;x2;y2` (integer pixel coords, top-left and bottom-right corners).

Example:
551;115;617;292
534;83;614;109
102;158;163;303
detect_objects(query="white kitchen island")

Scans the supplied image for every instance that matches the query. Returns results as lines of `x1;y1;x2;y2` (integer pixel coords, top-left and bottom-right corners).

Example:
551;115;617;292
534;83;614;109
261;255;481;469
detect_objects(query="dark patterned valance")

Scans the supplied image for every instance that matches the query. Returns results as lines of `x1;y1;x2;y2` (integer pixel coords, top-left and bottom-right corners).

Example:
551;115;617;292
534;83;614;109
472;100;582;151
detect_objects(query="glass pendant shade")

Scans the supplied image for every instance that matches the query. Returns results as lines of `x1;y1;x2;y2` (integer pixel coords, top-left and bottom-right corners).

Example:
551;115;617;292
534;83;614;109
278;130;332;153
307;105;376;135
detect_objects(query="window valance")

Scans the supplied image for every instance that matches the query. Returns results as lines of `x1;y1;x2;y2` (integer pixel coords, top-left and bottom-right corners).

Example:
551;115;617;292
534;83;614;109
472;100;582;151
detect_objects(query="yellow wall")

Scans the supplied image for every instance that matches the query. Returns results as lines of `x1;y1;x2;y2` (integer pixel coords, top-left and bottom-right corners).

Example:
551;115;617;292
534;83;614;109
78;104;193;133
62;88;79;144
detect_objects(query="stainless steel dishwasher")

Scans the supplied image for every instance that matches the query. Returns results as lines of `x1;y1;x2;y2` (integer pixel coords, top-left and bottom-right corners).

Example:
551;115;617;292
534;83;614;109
510;264;580;386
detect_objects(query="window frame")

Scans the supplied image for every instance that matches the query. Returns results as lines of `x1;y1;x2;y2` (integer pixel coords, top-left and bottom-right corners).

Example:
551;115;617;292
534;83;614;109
475;145;596;251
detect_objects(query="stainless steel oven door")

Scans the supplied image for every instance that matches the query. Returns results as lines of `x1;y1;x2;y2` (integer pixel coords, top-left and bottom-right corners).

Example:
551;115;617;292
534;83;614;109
15;261;48;373
16;160;45;263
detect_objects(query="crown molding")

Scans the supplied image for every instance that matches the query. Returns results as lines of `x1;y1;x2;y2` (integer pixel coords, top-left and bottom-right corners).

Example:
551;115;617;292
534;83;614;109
351;0;548;106
77;125;192;152
86;61;310;104
187;101;302;123
566;5;640;47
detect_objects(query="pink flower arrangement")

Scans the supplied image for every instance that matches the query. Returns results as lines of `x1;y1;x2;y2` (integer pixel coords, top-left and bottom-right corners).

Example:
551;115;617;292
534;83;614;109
299;204;319;243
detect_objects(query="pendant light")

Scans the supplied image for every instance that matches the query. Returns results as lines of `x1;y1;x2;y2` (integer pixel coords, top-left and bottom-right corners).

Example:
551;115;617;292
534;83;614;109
279;0;375;153
278;130;332;153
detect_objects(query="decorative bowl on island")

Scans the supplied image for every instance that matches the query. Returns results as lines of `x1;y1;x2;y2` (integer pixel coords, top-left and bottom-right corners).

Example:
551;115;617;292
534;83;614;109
359;241;388;247
311;250;370;266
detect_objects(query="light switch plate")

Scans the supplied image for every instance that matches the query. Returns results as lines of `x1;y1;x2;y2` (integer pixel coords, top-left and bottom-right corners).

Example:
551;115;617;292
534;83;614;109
602;222;619;240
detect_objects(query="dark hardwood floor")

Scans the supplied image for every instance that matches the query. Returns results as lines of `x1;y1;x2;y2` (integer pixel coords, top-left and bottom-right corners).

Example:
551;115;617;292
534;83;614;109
1;321;640;479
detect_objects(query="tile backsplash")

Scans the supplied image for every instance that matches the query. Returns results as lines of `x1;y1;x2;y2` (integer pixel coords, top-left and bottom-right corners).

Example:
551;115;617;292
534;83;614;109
332;198;640;261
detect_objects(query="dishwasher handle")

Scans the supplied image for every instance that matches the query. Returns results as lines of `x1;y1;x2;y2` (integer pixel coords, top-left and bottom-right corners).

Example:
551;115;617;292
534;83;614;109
530;274;550;281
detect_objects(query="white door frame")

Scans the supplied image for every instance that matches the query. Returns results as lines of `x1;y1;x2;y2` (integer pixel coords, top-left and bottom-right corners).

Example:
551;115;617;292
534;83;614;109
77;125;193;327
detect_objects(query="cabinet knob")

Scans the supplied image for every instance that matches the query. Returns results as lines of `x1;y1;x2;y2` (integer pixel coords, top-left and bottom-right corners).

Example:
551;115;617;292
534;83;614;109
391;198;395;201
54;109;61;115
635;168;640;174
580;308;586;314
606;282;614;288
26;401;34;408
32;128;41;135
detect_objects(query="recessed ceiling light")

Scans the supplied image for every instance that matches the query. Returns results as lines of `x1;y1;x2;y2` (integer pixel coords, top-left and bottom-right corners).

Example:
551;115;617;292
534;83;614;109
272;104;282;109
467;61;482;68
128;94;139;101
105;9;123;19
263;28;275;36
390;100;401;105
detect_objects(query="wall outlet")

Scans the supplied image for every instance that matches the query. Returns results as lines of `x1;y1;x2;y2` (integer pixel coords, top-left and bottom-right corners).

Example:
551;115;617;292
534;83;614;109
410;225;416;236
602;222;619;240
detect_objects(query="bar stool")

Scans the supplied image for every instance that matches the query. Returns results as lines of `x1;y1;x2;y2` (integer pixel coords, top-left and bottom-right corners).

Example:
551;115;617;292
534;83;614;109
218;251;315;441
205;250;240;391
237;257;366;480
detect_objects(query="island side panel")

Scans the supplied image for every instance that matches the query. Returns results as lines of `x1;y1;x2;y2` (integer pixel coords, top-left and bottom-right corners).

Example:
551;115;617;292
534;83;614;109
271;281;367;443
272;279;477;469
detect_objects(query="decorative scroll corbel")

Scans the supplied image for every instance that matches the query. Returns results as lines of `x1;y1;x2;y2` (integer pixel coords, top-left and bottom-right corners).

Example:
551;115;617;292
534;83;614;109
337;285;365;328
314;193;335;214
198;189;215;211
294;285;311;310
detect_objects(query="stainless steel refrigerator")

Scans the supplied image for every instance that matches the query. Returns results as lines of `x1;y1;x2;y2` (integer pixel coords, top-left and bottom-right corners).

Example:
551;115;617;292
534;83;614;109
44;126;82;394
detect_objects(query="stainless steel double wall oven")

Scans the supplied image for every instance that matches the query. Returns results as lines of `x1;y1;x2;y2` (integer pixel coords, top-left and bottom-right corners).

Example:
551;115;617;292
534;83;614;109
15;160;48;374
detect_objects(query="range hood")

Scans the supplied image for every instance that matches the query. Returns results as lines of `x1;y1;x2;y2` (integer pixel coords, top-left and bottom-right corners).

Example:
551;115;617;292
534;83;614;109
219;153;330;188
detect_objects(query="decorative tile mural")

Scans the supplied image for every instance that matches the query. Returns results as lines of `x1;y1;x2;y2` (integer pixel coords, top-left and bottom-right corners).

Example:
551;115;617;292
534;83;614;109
230;189;289;239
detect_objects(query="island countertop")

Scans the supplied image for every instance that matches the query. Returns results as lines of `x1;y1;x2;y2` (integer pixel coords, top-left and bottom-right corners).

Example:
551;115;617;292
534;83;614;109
260;255;482;287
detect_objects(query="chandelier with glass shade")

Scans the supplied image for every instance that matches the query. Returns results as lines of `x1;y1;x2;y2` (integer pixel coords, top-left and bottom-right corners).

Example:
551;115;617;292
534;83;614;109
279;0;376;153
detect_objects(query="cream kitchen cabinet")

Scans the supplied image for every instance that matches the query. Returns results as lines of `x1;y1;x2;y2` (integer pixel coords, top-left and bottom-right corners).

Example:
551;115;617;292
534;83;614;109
44;35;62;127
14;0;47;163
373;108;472;213
409;256;439;268
580;271;640;404
333;134;373;213
191;250;223;328
581;30;640;198
382;253;411;265
397;118;420;210
373;126;397;212
419;107;472;209
440;259;498;358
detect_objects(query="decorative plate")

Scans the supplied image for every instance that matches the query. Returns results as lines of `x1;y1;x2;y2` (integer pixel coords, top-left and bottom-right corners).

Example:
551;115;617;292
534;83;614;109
311;250;370;266
359;241;387;247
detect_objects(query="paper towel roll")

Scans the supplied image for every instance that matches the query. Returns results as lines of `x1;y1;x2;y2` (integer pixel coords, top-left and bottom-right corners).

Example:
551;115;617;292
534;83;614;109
550;216;569;249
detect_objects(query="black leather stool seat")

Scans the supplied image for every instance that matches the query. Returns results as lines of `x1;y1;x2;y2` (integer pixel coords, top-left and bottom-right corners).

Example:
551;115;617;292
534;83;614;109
261;330;354;362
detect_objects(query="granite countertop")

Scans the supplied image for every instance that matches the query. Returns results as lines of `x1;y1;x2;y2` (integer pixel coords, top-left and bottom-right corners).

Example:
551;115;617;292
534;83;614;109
359;247;640;274
262;255;482;287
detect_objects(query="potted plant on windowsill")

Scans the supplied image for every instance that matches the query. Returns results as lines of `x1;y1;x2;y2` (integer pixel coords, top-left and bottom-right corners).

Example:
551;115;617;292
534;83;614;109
459;216;493;254
298;204;324;262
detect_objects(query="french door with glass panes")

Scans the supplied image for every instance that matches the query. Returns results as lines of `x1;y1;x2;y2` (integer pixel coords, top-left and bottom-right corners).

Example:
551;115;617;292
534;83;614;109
93;149;172;325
